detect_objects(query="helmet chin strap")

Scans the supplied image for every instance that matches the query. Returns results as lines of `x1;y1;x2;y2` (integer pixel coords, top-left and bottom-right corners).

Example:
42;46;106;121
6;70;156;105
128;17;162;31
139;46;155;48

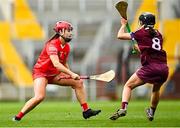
60;35;72;42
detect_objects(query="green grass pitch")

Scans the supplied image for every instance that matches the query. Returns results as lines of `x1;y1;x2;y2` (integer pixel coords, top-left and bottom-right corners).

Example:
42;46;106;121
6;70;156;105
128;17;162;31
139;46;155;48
0;100;180;127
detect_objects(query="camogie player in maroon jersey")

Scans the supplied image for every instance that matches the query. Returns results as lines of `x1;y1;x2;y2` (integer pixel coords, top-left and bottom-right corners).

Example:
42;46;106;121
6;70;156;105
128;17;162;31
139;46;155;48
110;12;169;121
13;21;101;121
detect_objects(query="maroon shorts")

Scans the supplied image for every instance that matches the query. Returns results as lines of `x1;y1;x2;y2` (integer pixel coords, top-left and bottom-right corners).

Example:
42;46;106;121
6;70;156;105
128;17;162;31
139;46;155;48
136;63;169;84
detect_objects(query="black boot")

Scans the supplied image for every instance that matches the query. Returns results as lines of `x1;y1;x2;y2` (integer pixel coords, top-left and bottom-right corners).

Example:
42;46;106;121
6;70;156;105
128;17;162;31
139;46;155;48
83;109;101;119
12;116;21;121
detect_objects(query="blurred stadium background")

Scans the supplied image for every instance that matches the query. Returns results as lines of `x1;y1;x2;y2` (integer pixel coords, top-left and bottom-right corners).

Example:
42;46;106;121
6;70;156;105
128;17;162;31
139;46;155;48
0;0;180;102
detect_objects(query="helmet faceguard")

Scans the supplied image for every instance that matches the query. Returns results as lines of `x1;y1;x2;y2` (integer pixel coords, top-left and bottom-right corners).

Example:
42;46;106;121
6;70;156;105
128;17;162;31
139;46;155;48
139;12;155;27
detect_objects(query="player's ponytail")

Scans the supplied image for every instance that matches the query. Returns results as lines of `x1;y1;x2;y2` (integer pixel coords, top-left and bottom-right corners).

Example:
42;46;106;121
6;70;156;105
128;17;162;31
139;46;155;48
46;33;60;43
144;25;157;37
148;26;157;37
139;12;157;37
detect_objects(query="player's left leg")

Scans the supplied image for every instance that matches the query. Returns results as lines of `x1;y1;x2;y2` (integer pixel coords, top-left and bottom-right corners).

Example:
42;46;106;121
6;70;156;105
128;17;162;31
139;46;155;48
50;73;101;119
13;77;48;121
146;83;162;121
110;72;144;120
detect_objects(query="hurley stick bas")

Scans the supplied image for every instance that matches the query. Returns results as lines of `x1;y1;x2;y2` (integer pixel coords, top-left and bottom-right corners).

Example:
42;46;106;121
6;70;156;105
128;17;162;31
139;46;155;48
58;70;115;82
115;1;137;54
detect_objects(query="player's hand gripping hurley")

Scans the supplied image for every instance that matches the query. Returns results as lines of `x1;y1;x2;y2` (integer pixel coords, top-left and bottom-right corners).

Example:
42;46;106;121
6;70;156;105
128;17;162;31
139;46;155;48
115;1;137;54
58;70;115;82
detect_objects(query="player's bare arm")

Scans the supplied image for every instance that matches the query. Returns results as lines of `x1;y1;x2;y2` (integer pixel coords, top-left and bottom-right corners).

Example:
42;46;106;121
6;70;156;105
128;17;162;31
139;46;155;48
117;18;131;40
117;18;140;52
50;55;80;80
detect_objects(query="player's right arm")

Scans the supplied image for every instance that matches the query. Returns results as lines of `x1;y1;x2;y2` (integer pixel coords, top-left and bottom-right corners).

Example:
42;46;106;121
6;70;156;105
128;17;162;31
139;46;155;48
46;41;79;80
117;18;131;40
117;18;140;52
50;55;80;80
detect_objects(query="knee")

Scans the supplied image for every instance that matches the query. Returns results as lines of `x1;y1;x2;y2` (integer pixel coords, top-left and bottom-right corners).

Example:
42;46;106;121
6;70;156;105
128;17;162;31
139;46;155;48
125;79;142;90
124;84;133;90
34;95;45;102
124;81;135;89
72;79;84;89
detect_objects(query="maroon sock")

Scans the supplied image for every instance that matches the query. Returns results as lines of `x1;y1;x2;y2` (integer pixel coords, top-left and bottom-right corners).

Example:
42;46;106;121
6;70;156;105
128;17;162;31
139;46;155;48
16;112;24;119
81;103;89;111
121;102;128;110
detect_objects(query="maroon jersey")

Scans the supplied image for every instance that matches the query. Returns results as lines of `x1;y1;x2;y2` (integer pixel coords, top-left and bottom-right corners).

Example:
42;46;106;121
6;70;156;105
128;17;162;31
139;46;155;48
131;28;167;66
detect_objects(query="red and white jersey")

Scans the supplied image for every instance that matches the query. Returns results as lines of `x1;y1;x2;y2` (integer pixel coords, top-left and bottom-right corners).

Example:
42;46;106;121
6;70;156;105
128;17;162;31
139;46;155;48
33;38;70;76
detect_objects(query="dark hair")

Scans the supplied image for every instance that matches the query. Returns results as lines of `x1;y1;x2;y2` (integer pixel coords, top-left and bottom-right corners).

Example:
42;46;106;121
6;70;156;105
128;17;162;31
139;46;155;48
46;33;60;43
148;27;157;37
139;12;155;26
139;12;157;37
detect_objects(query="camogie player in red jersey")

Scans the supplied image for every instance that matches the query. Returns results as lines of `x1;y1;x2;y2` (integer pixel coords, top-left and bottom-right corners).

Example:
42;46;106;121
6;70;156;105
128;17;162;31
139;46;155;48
13;21;101;121
110;12;169;121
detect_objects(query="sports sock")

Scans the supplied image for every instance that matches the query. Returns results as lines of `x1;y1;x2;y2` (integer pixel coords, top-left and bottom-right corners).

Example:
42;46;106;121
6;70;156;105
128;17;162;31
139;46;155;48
16;112;24;119
121;102;128;110
81;103;89;111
